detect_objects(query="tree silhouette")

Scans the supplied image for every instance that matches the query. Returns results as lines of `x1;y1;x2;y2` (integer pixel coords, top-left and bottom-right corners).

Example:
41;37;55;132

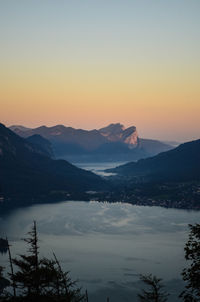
0;266;9;298
180;223;200;302
138;274;169;302
10;221;84;301
11;221;41;297
3;221;200;302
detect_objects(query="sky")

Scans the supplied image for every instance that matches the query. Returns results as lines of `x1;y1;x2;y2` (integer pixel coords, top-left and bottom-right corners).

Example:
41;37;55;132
0;0;200;142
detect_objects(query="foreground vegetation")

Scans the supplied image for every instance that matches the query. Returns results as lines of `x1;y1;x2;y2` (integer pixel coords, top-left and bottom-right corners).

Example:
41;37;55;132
0;223;200;301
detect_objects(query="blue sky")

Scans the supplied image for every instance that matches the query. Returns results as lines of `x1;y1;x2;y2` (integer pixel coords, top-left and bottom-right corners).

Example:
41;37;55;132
0;1;200;141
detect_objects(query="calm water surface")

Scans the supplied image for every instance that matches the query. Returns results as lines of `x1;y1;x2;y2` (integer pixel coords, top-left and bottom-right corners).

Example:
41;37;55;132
74;161;127;176
1;161;199;301
0;201;200;301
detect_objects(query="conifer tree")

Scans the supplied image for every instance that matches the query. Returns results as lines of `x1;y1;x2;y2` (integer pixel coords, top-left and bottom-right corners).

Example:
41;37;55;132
11;221;41;297
180;224;200;302
0;266;9;298
11;221;85;301
138;274;169;302
7;238;16;298
53;253;83;302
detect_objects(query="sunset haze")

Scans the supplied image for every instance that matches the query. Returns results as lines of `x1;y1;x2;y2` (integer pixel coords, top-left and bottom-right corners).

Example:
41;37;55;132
1;0;200;141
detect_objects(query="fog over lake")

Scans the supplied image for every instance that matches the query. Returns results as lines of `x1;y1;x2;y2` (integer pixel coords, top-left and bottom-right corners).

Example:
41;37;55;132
72;161;127;176
1;200;200;302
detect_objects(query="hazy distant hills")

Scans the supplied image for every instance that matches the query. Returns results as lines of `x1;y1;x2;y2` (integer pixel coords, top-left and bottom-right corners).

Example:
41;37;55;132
9;125;31;132
108;139;200;182
10;123;173;162
1;123;200;210
0;123;108;205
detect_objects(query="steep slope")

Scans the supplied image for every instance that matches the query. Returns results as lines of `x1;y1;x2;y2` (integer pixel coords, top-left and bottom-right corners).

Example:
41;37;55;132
26;134;55;158
99;123;138;146
109;139;200;182
10;123;173;161
138;138;174;156
0;124;108;204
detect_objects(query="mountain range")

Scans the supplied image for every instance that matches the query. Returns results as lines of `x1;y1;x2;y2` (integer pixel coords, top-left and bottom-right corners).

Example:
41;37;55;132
107;139;200;182
1;123;200;210
10;123;173;162
0;123;108;208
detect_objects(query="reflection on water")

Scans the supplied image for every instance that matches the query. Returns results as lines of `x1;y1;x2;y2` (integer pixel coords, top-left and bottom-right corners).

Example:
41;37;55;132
0;201;200;301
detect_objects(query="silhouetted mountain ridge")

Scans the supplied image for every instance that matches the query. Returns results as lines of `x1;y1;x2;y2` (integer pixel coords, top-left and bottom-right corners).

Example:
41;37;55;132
10;123;173;161
108;139;200;182
26;134;55;158
0;123;108;205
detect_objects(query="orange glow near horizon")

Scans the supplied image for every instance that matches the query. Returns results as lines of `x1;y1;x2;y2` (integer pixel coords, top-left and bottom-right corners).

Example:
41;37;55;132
1;60;200;142
1;1;200;142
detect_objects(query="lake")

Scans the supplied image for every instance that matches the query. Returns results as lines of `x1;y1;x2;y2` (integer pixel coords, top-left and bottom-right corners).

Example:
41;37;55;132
0;161;200;301
74;161;127;176
1;201;200;301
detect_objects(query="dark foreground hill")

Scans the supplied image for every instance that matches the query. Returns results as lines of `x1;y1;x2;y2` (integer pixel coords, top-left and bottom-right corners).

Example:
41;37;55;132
104;139;200;209
0;123;109;208
108;139;200;182
26;134;55;158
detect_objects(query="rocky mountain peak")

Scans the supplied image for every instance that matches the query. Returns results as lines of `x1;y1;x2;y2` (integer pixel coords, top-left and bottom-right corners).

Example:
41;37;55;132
100;123;125;134
99;123;138;146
